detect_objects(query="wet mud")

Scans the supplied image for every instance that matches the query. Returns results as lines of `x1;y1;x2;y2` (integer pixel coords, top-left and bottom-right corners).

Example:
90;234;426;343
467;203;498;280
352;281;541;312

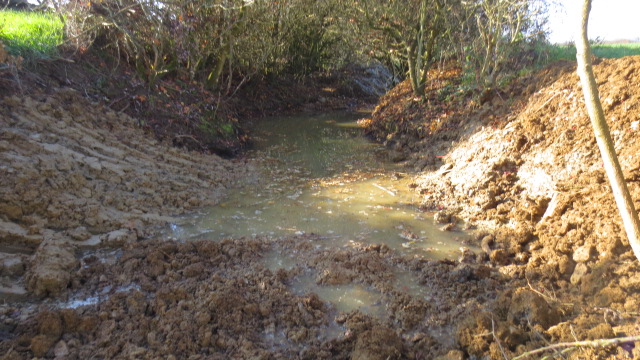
2;57;640;359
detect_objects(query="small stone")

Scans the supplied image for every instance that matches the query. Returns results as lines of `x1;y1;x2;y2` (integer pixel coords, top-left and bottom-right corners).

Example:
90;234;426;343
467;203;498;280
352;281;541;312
440;223;455;232
68;226;91;241
195;311;212;326
434;211;452;225
53;340;69;358
31;335;56;358
26;240;77;298
570;263;589;285
458;247;476;264
200;330;212;347
573;245;593;263
37;311;63;338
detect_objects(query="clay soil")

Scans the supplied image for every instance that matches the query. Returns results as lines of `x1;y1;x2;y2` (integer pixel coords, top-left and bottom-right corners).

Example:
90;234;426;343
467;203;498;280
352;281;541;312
1;55;640;360
364;56;640;359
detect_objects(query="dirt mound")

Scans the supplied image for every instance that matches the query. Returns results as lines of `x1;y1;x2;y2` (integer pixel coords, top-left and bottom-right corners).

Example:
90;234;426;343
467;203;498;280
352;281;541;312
0;89;247;299
367;56;640;358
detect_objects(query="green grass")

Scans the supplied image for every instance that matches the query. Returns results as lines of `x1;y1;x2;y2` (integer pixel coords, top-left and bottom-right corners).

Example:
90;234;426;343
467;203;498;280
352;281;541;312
548;43;640;61
0;9;64;61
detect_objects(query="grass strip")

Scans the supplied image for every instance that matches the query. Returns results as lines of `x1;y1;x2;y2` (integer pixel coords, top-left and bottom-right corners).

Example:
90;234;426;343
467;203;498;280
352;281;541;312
0;9;63;61
548;43;640;61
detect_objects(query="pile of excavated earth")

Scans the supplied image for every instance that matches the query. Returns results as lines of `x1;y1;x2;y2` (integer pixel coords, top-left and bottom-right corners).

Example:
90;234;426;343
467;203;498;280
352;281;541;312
1;56;640;360
368;56;640;359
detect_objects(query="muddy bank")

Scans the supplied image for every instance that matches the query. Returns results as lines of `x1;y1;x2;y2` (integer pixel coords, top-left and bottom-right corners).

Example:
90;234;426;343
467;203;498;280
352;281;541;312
8;53;392;156
0;89;248;299
366;56;640;358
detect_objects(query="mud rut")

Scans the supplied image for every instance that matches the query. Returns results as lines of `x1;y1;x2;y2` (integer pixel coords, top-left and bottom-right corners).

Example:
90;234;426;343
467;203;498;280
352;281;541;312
2;56;640;360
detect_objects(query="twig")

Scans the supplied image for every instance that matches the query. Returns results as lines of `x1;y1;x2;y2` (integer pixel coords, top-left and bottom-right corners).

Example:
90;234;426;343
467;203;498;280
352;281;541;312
373;183;396;196
474;317;509;360
534;91;560;113
117;102;131;114
526;278;573;307
174;134;204;148
527;278;554;301
492;318;509;360
108;96;128;108
511;335;640;359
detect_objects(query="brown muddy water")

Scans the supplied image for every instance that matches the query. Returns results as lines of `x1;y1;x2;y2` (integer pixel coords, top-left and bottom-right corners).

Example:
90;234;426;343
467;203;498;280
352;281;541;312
161;112;472;316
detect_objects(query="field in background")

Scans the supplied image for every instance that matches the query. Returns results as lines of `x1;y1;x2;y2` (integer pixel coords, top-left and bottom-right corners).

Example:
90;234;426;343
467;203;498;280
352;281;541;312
0;9;63;60
3;8;640;66
548;42;640;61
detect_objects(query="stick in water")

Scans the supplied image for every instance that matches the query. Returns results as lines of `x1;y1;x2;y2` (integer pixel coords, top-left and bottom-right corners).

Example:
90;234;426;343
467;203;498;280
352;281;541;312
373;183;396;196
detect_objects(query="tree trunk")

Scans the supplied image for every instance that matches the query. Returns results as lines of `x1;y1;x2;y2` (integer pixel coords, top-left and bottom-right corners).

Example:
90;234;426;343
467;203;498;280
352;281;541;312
575;0;640;262
407;41;425;97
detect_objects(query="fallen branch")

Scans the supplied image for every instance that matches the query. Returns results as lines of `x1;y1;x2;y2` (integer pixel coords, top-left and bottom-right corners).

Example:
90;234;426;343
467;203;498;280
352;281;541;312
511;335;640;359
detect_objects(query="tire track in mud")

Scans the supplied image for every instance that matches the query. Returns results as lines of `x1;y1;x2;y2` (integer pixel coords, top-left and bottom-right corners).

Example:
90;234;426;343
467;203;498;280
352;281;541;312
0;89;247;299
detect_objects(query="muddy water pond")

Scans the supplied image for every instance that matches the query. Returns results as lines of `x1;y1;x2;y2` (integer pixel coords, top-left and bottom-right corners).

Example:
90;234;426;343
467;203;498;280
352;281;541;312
164;112;470;316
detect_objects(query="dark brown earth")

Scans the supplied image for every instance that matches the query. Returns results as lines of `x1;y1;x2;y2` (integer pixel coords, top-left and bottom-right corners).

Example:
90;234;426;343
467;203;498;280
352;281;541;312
1;54;640;359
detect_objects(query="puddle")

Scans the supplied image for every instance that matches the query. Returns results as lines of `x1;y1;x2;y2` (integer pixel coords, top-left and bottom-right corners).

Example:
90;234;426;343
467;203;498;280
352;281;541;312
262;248;299;271
59;283;141;309
162;112;472;319
290;271;386;318
262;248;386;319
80;248;123;268
165;112;468;257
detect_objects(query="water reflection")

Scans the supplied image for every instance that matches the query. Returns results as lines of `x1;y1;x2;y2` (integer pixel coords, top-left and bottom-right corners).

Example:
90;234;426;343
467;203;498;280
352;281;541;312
289;271;386;318
165;112;467;259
